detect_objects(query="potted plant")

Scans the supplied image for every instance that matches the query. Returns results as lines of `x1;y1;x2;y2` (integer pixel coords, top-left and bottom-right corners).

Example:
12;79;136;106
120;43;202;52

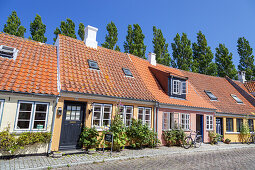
224;138;231;144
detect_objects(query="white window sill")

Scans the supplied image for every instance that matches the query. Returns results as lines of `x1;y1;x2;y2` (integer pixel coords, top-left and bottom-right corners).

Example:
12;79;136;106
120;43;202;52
225;132;239;134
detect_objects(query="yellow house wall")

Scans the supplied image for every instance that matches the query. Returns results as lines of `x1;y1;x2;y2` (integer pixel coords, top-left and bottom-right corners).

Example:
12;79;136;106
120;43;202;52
216;116;255;143
51;97;155;151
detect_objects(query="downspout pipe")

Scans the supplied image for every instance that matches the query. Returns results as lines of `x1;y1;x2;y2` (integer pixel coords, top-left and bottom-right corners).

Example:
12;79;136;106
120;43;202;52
47;96;59;156
154;102;159;133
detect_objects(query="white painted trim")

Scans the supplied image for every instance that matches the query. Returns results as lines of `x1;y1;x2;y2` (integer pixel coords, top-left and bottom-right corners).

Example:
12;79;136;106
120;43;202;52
206;115;213;130
0;99;4;127
55;35;61;93
91;103;112;130
215;113;255;118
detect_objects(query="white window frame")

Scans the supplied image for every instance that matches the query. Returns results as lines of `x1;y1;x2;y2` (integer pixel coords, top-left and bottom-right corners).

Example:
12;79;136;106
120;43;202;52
0;99;5;127
138;107;152;127
172;80;187;95
181;113;190;130
0;45;19;60
162;112;174;130
91;103;112;129
206;115;213;130
14;101;49;131
120;105;133;126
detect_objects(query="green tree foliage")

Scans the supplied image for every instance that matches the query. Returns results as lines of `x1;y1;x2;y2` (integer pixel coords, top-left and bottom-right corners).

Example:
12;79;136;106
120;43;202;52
102;21;119;51
192;31;216;75
171;33;193;71
29;14;47;43
78;23;85;41
115;45;120;51
215;44;237;79
3;11;26;38
152;26;171;66
237;37;255;80
124;24;146;59
53;18;76;42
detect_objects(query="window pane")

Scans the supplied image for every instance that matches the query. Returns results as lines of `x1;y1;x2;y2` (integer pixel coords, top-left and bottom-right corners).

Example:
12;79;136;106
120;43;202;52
93;120;100;126
33;121;45;129
17;121;30;129
36;104;47;112
104;106;111;112
103;120;110;126
20;103;32;111
34;112;46;120
66;110;71;120
18;112;31;120
145;114;150;121
126;107;132;113
93;112;101;119
103;113;110;119
94;105;101;111
126;114;132;120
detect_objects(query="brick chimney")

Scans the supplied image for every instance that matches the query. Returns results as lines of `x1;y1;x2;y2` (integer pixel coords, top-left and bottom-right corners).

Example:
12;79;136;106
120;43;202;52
148;53;156;66
84;25;98;49
238;71;246;83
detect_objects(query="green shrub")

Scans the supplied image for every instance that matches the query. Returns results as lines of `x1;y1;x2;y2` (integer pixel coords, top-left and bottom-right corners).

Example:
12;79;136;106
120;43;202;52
126;118;160;148
79;126;99;151
0;126;51;153
108;113;127;151
208;131;222;145
240;121;250;143
163;129;185;146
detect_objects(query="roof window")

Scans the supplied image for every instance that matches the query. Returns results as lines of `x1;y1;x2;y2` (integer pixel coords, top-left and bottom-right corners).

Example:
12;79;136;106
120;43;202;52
88;60;99;70
122;68;133;77
0;45;18;59
204;90;218;100
231;94;243;104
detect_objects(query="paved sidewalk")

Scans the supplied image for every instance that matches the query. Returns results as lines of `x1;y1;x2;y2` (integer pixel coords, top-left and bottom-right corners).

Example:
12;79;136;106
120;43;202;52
1;143;255;170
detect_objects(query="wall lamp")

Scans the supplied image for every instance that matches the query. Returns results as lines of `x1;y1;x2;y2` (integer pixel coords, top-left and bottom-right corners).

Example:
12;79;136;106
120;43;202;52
88;102;94;114
57;107;63;116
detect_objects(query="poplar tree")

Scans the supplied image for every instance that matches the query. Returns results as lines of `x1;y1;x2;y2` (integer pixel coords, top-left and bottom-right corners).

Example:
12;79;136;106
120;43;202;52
237;37;255;80
192;31;216;75
30;14;47;43
124;24;146;59
171;33;193;71
152;26;171;66
53;18;76;42
102;21;119;51
78;23;85;41
215;44;237;79
3;11;26;38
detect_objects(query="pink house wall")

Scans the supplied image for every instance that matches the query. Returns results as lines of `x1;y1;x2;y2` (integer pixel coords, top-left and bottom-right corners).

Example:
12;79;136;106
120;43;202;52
158;107;214;145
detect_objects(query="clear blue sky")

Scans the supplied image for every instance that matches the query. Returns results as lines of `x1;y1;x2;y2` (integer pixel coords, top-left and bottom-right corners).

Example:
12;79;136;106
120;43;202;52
1;0;255;67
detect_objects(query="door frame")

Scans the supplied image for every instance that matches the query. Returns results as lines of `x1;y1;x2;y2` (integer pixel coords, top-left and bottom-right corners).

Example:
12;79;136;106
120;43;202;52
59;100;87;150
196;114;204;142
216;117;223;135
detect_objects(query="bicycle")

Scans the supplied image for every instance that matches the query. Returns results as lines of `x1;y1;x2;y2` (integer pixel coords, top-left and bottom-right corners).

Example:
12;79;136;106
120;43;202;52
247;133;255;145
183;131;202;149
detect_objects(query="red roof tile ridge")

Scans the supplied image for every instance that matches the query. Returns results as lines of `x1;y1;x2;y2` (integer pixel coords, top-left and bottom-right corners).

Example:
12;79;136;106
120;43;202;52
0;32;55;48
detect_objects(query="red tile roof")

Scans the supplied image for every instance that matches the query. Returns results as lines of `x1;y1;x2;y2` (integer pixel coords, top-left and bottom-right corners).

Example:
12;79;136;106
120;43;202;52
58;35;155;101
244;81;255;93
130;55;216;110
0;33;58;96
183;71;255;115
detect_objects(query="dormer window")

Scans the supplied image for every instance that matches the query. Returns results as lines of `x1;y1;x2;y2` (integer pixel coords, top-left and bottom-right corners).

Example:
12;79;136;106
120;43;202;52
205;90;217;101
172;80;186;95
122;68;133;77
231;94;243;104
0;45;18;59
88;60;99;70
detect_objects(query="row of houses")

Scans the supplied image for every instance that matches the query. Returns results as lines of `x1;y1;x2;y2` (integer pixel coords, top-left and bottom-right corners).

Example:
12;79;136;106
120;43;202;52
1;25;255;155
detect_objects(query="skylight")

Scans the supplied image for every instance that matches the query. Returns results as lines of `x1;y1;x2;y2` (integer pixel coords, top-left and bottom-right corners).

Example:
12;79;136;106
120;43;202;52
0;45;18;59
122;68;133;77
231;94;243;104
204;90;218;100
88;60;99;70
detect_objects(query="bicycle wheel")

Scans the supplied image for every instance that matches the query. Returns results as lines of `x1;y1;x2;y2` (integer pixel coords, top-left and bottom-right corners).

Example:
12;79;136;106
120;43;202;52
195;136;202;148
183;136;192;149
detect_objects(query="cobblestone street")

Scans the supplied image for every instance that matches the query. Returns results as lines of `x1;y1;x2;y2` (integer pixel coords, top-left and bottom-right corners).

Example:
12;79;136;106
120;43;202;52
57;147;255;170
1;144;255;170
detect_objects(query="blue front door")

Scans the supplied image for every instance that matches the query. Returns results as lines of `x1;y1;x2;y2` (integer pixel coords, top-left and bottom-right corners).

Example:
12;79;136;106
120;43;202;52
216;118;223;135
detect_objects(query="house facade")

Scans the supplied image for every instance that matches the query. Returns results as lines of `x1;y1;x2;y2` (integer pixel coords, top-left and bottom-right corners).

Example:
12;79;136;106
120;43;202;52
50;27;156;151
0;33;58;155
130;53;216;144
183;71;255;143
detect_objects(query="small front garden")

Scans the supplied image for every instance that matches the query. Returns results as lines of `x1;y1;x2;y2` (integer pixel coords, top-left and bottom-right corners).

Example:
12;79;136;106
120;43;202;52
0;125;51;154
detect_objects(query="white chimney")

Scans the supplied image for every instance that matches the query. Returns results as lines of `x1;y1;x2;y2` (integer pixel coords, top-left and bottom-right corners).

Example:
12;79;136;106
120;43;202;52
238;71;246;83
84;25;98;49
148;52;156;66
